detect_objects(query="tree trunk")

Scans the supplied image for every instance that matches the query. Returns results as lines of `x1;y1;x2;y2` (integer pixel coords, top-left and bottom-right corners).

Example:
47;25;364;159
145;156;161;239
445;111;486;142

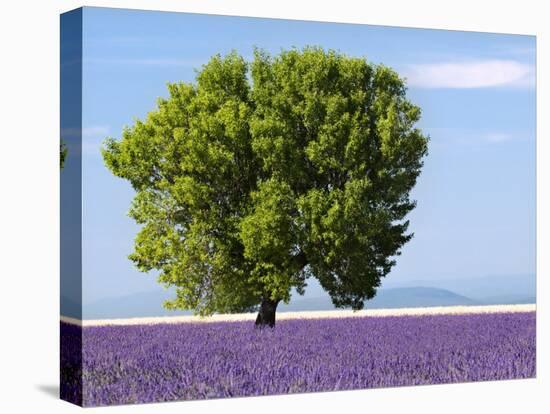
255;298;279;328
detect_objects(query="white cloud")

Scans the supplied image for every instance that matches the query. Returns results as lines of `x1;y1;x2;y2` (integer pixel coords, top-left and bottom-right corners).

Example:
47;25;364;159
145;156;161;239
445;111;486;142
405;60;535;89
61;126;111;156
484;132;514;143
423;127;529;147
82;126;110;138
82;126;111;156
61;125;110;139
85;57;204;67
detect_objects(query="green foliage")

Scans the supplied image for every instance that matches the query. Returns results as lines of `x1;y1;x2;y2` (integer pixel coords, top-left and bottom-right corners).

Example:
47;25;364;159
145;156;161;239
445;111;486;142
60;139;68;169
102;47;428;315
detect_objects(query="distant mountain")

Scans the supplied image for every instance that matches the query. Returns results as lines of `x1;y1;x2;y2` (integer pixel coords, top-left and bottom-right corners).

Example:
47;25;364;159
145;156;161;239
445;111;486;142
279;287;478;312
381;274;536;306
79;273;535;319
60;295;83;319
369;287;479;308
84;289;193;319
83;286;479;319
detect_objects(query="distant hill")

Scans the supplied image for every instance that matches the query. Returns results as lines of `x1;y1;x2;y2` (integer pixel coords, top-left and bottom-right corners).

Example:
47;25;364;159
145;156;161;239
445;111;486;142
381;274;536;306
279;287;478;312
369;287;479;308
84;290;193;319
60;295;83;319
83;286;479;319
79;273;535;319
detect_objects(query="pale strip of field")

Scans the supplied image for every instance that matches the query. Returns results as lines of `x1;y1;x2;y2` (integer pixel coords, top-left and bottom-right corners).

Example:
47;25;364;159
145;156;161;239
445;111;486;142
61;303;535;327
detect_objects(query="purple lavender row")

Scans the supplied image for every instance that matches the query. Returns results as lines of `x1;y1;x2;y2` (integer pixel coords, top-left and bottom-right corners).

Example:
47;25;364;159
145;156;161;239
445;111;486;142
61;311;535;406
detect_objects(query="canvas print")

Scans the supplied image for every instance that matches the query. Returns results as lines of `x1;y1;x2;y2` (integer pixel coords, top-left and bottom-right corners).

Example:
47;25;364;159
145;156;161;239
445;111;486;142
60;7;536;407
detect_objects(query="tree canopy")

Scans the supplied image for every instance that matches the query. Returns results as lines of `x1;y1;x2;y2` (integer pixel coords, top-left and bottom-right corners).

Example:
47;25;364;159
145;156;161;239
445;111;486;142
60;140;67;169
102;47;429;326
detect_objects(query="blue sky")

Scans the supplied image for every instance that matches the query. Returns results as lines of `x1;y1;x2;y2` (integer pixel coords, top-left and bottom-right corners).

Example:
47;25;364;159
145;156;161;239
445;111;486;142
72;7;536;311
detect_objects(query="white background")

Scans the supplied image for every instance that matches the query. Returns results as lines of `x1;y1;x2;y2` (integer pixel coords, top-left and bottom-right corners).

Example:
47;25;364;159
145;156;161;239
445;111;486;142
0;0;547;412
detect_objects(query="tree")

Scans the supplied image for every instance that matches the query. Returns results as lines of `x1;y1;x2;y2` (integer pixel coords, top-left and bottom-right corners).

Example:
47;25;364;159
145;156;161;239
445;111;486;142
102;47;429;328
60;140;67;169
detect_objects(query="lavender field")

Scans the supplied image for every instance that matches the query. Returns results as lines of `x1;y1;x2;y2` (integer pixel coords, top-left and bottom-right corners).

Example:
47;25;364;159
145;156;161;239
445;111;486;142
61;311;536;407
